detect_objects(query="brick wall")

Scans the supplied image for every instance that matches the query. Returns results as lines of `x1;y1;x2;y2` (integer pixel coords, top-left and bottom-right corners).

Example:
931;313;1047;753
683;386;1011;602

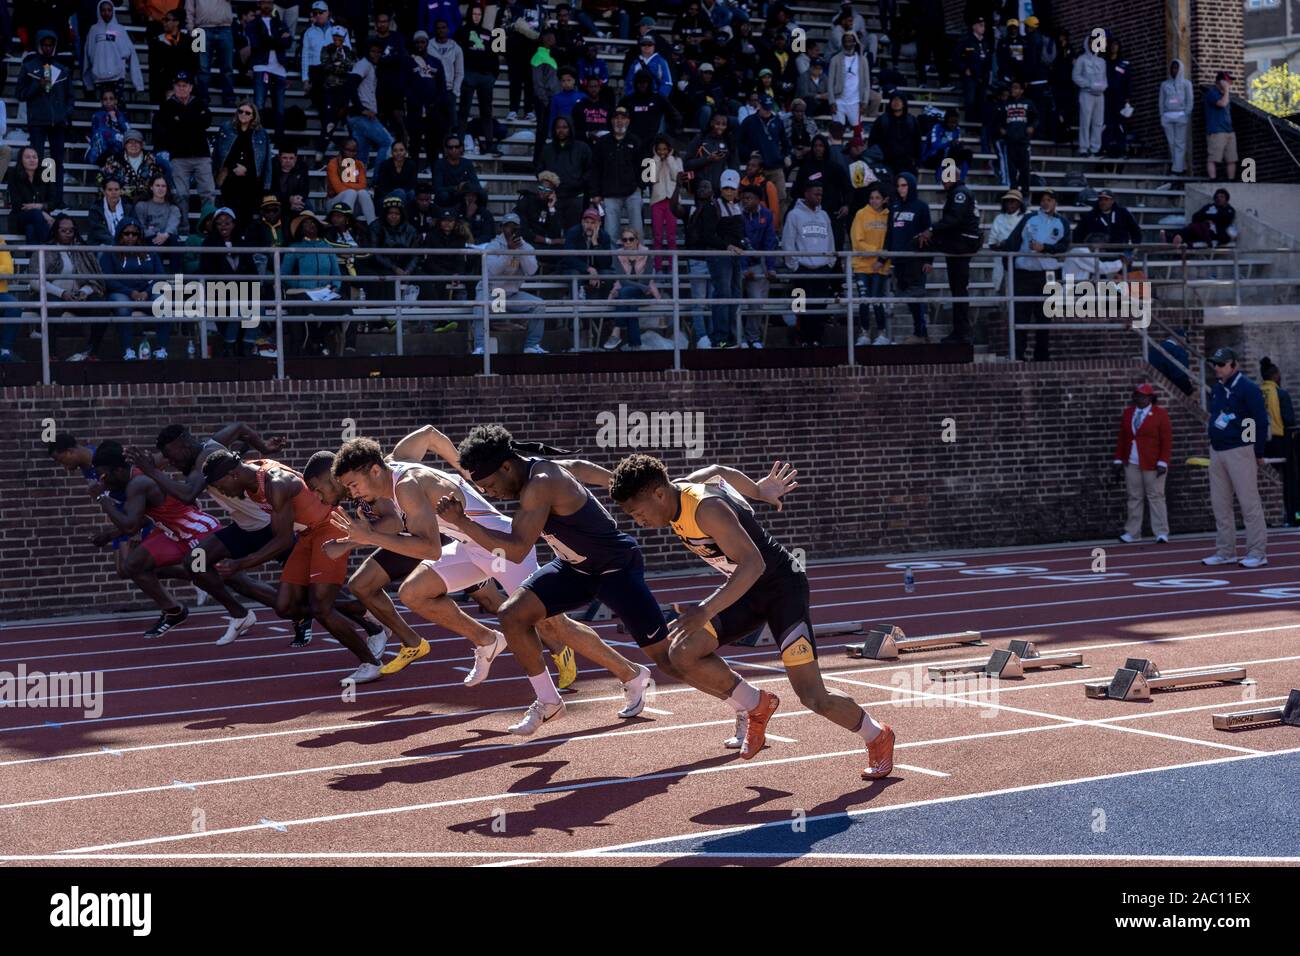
0;362;1283;619
1051;1;1169;158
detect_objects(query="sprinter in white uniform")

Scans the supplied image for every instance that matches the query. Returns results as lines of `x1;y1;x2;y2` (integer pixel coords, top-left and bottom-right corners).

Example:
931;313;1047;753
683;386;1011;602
330;436;650;694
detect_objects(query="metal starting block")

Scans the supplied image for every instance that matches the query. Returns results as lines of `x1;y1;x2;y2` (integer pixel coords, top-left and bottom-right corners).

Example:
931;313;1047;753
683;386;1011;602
580;599;615;623
928;640;1086;680
1212;689;1300;731
1085;658;1252;701
846;625;985;661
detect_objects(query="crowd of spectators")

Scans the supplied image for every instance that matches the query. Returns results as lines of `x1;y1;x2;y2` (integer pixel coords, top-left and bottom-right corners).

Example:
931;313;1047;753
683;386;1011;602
0;0;1245;363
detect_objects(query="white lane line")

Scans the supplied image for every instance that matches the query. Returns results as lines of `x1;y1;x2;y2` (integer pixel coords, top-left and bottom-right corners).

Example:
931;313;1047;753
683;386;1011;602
822;673;1264;756
765;734;797;743
2;851;1297;863
574;745;1300;858
59;742;1300;856
476;859;540;868
4;619;1297;760
642;707;674;716
894;764;950;778
60;744;952;854
9;545;1300;653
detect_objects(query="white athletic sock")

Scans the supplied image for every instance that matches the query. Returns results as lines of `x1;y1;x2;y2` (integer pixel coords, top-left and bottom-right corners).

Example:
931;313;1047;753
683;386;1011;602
856;709;884;743
529;671;562;705
726;681;762;713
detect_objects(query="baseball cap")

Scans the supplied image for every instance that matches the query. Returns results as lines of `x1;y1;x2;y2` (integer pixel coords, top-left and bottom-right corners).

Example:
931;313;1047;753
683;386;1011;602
173;71;193;84
1135;383;1155;395
413;30;429;41
1209;346;1237;364
699;63;714;73
613;105;630;115
382;194;405;209
581;207;602;221
720;169;740;189
1096;188;1115;200
638;15;656;26
499;212;521;226
437;206;458;220
1037;186;1057;199
311;0;328;11
758;95;775;110
1001;189;1024;203
1006;18;1019;26
1024;15;1040;27
639;35;655;45
260;194;281;208
124;128;144;144
1216;71;1233;83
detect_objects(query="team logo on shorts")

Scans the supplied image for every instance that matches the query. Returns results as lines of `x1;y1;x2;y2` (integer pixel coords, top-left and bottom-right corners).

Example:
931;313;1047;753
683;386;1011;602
781;637;815;667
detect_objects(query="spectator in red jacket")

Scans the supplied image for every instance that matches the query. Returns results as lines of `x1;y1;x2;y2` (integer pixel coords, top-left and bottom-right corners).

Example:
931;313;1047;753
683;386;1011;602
1112;383;1173;543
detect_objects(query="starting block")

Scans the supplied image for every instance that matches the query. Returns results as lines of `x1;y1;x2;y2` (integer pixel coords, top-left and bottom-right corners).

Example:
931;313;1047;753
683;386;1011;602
928;640;1086;680
579;600;615;623
1085;658;1252;701
733;623;776;647
846;625;985;661
1211;689;1300;731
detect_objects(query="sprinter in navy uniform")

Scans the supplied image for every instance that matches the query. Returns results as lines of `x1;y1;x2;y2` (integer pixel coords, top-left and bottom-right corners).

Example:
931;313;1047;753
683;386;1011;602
438;424;658;735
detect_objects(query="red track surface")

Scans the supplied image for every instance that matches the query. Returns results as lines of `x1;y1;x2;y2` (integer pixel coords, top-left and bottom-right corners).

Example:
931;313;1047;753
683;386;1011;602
3;531;1300;866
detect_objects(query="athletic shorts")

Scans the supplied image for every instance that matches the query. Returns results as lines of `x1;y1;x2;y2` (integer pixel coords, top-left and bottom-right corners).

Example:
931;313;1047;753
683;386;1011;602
213;522;293;565
140;532;193;568
371;547;422;582
281;521;349;587
420;538;540;594
709;570;818;668
521;550;668;647
1207;131;1237;164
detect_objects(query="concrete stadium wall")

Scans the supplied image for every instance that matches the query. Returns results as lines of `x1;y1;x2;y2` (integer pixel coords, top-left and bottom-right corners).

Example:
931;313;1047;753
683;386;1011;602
0;362;1284;619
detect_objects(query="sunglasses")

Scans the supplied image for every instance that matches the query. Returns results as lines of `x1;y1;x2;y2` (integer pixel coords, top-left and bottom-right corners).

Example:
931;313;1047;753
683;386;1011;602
621;236;637;243
1212;361;1228;368
238;109;254;116
446;143;463;150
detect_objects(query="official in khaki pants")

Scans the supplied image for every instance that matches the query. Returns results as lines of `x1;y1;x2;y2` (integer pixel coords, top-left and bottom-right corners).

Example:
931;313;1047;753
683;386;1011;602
1202;347;1269;568
1112;383;1172;542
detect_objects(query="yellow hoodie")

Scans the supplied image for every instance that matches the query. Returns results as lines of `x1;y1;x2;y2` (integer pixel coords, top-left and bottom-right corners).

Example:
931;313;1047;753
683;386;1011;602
0;241;12;294
1262;380;1285;438
850;203;890;275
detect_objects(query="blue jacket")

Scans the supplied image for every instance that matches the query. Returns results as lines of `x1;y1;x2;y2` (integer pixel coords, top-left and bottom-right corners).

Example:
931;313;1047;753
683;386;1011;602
283;238;342;292
211;123;273;192
738;112;791;170
626;53;673;100
740;205;778;273
1208;371;1268;456
99;221;164;298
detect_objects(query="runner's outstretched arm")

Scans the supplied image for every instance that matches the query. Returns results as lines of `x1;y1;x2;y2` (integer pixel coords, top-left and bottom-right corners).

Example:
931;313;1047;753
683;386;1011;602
391;424;464;473
211;422;287;456
681;460;799;510
553;458;613;487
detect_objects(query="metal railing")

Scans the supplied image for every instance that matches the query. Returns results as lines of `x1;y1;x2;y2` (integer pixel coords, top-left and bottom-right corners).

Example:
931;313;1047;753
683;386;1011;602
5;243;1300;385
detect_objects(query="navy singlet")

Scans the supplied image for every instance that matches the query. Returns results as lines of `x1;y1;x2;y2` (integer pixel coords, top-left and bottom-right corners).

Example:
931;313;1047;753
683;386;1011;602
528;459;638;573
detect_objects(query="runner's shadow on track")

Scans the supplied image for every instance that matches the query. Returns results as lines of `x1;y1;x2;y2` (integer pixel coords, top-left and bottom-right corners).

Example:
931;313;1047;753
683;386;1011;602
687;782;896;828
645;781;901;866
323;718;642;793
446;753;734;839
296;706;488;749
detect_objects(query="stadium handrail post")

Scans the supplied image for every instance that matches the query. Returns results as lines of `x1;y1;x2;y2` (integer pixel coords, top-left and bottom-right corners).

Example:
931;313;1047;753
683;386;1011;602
844;251;856;367
272;248;286;379
671;251;681;372
1006;252;1016;361
479;247;491;376
395;277;406;356
37;247;51;385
